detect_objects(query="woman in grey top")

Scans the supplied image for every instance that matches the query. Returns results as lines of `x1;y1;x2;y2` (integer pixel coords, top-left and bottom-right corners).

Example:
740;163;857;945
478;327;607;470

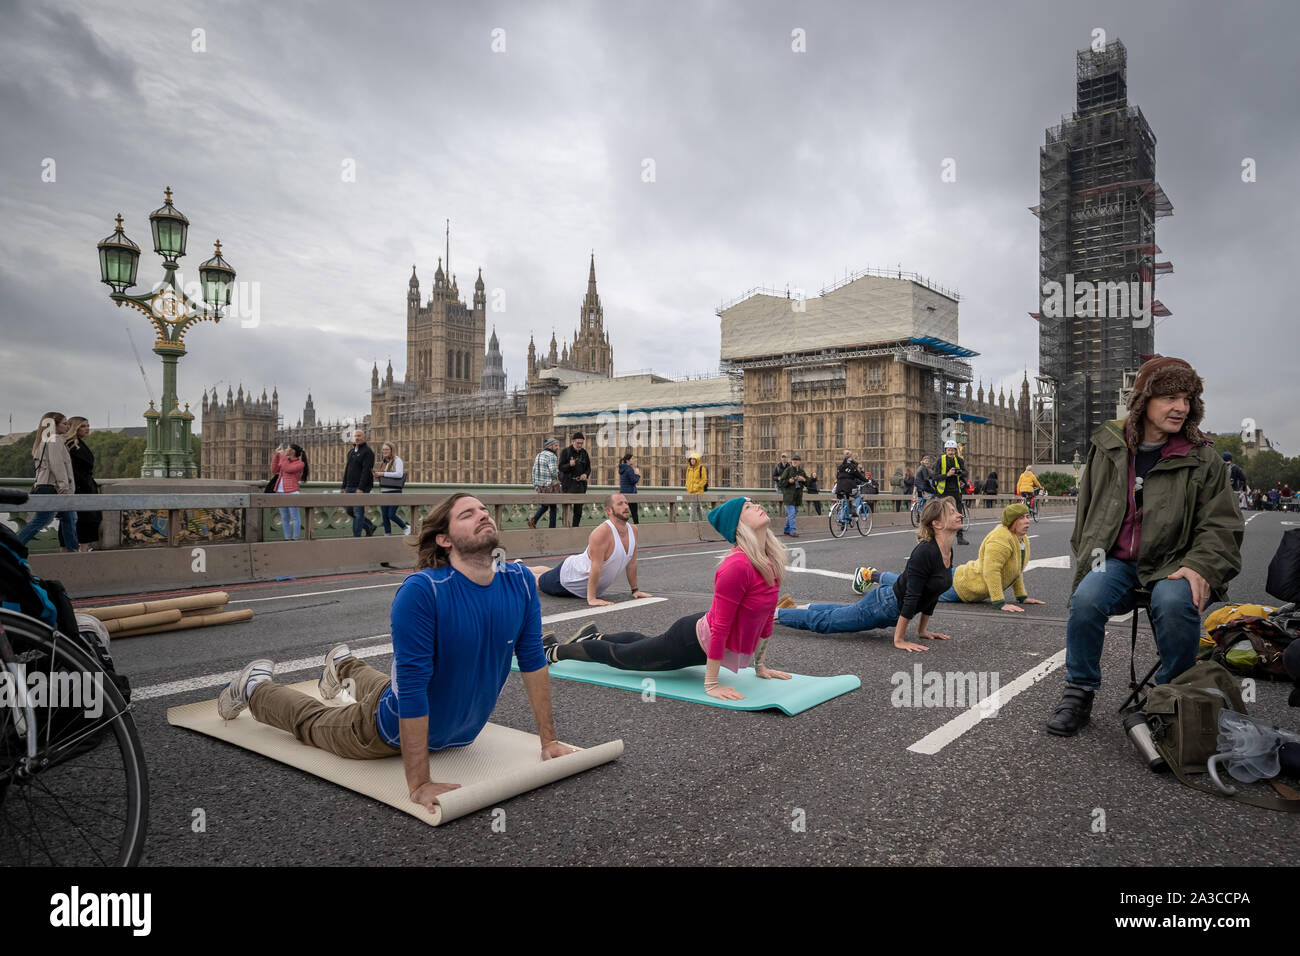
17;411;79;552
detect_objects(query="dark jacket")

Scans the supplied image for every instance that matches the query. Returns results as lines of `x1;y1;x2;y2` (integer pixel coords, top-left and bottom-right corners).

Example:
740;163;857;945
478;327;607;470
558;445;591;493
834;457;866;496
984;473;998;496
618;462;640;494
778;464;807;506
914;465;935;496
1070;418;1243;599
893;539;954;620
66;440;97;494
343;442;375;492
771;461;788;489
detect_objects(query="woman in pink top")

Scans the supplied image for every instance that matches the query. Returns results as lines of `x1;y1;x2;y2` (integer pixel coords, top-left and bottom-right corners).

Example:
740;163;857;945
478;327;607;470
271;444;309;540
544;497;793;700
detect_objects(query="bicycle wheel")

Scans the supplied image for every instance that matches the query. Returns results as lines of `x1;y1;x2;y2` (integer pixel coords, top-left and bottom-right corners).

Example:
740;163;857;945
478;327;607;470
828;501;847;538
0;610;149;866
910;500;921;528
857;503;873;536
1031;499;1040;523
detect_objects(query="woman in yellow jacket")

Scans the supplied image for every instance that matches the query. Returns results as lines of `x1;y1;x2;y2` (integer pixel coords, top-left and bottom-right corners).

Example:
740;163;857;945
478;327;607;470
1016;466;1044;502
685;455;709;521
938;503;1046;612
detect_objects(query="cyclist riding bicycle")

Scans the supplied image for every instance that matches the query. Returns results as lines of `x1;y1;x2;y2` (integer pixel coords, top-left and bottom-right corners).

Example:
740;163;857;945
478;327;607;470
1016;465;1044;506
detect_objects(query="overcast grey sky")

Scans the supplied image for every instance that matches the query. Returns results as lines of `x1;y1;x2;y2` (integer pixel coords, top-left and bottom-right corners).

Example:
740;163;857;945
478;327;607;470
2;0;1297;451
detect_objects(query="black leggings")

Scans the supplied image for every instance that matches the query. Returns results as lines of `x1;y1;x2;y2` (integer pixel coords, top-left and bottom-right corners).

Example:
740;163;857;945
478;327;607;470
557;612;707;671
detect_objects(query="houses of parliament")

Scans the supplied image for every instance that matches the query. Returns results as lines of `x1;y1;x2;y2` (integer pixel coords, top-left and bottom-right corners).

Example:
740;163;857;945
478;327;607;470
202;245;1035;491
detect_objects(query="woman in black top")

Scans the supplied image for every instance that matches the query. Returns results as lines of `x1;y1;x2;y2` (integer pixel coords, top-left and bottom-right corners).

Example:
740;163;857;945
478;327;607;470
775;497;961;651
64;416;99;551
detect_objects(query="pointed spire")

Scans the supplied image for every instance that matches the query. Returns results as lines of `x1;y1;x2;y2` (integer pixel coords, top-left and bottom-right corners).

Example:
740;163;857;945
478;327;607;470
475;267;484;291
409;264;419;289
434;256;445;285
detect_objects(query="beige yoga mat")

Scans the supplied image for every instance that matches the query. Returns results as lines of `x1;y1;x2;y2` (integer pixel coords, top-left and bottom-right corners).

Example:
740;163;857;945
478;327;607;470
167;680;624;826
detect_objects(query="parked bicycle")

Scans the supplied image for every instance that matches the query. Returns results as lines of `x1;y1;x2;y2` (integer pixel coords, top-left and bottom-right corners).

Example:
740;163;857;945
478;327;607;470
829;483;873;538
0;488;149;866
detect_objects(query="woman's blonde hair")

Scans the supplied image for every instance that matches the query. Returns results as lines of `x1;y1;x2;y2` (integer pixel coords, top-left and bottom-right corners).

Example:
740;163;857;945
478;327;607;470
732;518;787;587
380;440;399;463
31;411;64;459
916;496;957;543
64;416;89;448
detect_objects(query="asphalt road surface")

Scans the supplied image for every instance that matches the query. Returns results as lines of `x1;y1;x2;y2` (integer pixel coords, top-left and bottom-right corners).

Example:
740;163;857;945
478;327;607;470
94;508;1300;865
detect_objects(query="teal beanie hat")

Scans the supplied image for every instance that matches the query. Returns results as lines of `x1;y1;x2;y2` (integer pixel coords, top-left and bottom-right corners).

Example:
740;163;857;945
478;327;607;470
708;497;747;543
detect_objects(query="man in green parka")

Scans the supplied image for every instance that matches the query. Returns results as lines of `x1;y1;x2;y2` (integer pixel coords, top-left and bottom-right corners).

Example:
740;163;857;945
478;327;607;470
1046;356;1243;736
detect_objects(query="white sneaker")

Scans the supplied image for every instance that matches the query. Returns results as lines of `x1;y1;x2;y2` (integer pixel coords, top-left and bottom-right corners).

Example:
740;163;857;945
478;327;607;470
403;525;412;536
319;644;352;700
217;659;274;720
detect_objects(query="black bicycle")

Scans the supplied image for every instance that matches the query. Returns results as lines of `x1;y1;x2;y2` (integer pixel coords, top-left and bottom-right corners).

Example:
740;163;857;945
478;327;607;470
829;483;873;538
0;488;148;866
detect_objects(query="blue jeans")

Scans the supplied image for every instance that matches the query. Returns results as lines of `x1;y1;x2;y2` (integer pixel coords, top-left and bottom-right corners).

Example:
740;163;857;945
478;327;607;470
937;585;962;602
778;572;901;633
17;505;78;550
1065;559;1201;690
784;504;798;534
343;488;375;536
381;500;408;534
278;492;301;540
531;500;558;528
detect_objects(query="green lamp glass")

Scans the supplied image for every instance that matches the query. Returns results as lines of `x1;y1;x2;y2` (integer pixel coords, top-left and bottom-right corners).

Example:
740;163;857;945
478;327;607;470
97;214;140;292
148;186;189;261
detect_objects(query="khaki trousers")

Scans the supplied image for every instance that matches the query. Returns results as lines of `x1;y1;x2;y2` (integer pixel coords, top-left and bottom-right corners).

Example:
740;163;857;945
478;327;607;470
248;657;400;759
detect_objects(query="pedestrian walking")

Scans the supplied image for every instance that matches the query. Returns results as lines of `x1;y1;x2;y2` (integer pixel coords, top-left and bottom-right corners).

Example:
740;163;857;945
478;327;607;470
64;416;100;551
373;441;409;536
778;454;807;537
557;432;591;528
528;437;561;530
619;451;641;524
17;411;78;552
685;454;708;521
342;428;376;537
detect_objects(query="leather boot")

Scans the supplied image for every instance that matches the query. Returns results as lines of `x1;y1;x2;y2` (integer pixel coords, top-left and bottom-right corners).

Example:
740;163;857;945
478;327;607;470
1046;685;1095;736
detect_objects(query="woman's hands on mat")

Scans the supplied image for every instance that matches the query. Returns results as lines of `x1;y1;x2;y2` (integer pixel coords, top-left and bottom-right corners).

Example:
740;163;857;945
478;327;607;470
706;684;745;700
410;780;461;814
755;666;791;680
541;740;578;760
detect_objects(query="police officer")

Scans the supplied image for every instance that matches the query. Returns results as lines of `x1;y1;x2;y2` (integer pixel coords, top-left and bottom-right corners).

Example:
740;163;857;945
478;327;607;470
935;439;970;545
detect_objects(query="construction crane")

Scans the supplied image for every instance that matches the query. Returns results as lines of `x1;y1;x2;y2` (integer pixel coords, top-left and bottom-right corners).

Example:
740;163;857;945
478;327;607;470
125;325;155;405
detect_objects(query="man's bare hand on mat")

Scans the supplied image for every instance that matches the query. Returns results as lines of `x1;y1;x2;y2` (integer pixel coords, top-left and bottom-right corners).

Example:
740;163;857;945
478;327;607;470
541;740;577;760
410;781;460;813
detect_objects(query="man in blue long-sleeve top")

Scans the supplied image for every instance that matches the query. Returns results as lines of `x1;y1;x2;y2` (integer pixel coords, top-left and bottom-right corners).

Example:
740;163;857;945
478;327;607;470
218;493;575;814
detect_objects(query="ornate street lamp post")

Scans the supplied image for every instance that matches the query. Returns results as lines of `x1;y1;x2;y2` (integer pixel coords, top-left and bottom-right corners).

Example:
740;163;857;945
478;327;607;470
97;188;236;478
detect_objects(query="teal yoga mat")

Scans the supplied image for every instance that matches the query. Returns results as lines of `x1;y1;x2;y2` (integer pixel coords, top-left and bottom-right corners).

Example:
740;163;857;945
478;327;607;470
514;660;860;715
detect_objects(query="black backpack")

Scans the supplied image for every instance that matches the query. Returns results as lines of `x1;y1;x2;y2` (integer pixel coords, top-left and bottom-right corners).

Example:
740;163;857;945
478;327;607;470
1267;529;1300;604
0;523;130;703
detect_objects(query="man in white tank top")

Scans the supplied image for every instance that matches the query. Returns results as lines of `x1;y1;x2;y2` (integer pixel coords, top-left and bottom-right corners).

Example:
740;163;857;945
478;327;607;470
530;494;652;606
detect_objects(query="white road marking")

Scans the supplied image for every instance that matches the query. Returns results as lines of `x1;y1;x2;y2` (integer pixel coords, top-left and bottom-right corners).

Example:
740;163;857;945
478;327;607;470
1023;556;1072;572
229;581;402;604
539;597;667;624
787;566;854;580
131;599;664;701
906;649;1066;755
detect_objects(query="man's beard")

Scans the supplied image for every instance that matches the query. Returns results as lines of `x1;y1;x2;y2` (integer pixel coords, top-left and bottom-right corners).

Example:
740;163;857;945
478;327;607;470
450;525;499;558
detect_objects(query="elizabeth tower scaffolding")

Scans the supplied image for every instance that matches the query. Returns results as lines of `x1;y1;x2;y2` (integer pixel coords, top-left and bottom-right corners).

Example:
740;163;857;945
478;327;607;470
1032;39;1173;461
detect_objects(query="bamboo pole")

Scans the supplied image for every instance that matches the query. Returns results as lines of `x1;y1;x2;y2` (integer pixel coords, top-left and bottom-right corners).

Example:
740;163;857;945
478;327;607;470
102;609;182;633
113;608;254;639
81;592;231;621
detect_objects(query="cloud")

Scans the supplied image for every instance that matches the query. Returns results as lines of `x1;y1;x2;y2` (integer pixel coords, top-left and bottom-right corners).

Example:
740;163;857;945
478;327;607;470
1;0;1297;456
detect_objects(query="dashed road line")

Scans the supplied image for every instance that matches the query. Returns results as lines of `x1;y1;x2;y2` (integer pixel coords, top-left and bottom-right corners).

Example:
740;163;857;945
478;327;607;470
906;649;1066;755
